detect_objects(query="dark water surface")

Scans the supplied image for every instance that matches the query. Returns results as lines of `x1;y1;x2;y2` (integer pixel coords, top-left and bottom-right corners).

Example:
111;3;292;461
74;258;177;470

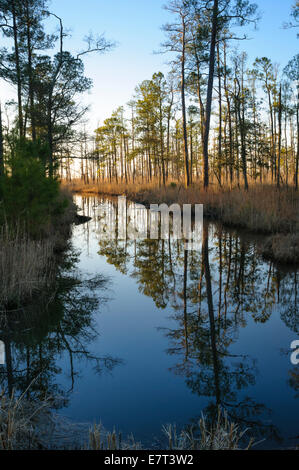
0;195;298;449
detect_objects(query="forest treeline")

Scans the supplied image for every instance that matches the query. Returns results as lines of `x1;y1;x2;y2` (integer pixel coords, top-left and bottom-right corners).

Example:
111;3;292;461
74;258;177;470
0;1;297;193
70;0;299;191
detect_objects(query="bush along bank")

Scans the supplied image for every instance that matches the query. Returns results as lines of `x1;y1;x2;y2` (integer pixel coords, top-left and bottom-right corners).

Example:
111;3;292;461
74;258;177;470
0;139;78;312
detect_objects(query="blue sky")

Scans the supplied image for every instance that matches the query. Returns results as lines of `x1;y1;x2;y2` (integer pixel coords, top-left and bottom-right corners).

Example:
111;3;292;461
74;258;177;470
1;0;298;132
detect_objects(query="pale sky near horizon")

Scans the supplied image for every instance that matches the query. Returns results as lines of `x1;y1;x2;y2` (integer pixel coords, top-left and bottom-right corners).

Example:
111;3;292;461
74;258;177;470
0;0;298;133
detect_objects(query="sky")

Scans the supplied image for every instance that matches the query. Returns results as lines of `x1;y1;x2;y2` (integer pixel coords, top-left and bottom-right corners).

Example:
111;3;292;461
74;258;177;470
0;0;298;133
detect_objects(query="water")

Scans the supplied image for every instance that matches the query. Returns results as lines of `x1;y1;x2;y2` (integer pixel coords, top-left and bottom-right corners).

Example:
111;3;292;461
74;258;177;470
0;195;298;449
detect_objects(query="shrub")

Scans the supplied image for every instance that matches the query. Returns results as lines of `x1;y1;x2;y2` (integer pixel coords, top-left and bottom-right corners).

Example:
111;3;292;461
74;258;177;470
0;139;68;236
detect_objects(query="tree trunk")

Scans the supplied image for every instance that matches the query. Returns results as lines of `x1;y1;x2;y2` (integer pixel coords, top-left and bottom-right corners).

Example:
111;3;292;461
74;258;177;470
277;85;282;188
181;18;190;187
11;0;23;137
296;90;299;190
236;93;248;190
0;104;4;178
25;1;36;141
203;0;219;189
217;43;222;186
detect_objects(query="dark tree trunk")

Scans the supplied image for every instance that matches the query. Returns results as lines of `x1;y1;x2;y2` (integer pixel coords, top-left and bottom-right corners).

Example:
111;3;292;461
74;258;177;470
296;90;299;190
25;1;36;141
203;0;219;189
235;78;248;190
0;104;4;178
11;0;23;137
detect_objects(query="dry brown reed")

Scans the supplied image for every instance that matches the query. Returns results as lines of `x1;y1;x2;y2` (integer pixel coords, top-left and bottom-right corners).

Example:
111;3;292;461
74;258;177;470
0;389;52;450
0;226;55;309
87;424;141;450
63;178;299;264
0;389;254;450
64;179;299;234
163;408;254;450
0;187;77;310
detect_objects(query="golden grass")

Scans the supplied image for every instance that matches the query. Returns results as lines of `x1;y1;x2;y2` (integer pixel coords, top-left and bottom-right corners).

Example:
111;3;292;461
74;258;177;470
63;179;299;235
63;178;299;264
61;178;157;197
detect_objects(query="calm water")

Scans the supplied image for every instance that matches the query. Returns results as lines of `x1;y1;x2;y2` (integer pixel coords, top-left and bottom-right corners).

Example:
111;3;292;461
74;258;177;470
0;195;298;449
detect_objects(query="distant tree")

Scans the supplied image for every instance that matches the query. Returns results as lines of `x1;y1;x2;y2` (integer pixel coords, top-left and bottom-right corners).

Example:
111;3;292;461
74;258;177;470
196;0;259;188
251;57;279;182
162;0;194;187
284;54;299;189
0;1;114;176
284;1;299;36
34;51;93;176
0;0;53;137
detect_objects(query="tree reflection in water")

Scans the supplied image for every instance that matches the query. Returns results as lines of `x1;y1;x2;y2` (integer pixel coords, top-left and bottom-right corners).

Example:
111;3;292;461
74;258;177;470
88;196;299;446
0;244;123;411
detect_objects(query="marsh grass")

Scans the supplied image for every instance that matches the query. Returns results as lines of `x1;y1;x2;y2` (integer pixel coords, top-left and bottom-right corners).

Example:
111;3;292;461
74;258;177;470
0;226;55;309
262;232;299;264
64;179;299;264
65;179;299;234
163;409;254;450
132;185;299;235
0;389;53;450
0;388;253;450
0;187;77;310
87;424;141;450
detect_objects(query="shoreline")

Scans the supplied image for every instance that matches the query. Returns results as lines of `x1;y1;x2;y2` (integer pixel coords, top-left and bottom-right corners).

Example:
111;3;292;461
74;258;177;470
0;187;83;312
65;181;299;266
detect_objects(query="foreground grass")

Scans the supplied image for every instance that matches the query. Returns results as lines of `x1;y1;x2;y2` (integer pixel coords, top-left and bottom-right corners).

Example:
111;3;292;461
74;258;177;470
0;390;53;450
64;179;299;264
0;391;252;450
87;411;253;451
